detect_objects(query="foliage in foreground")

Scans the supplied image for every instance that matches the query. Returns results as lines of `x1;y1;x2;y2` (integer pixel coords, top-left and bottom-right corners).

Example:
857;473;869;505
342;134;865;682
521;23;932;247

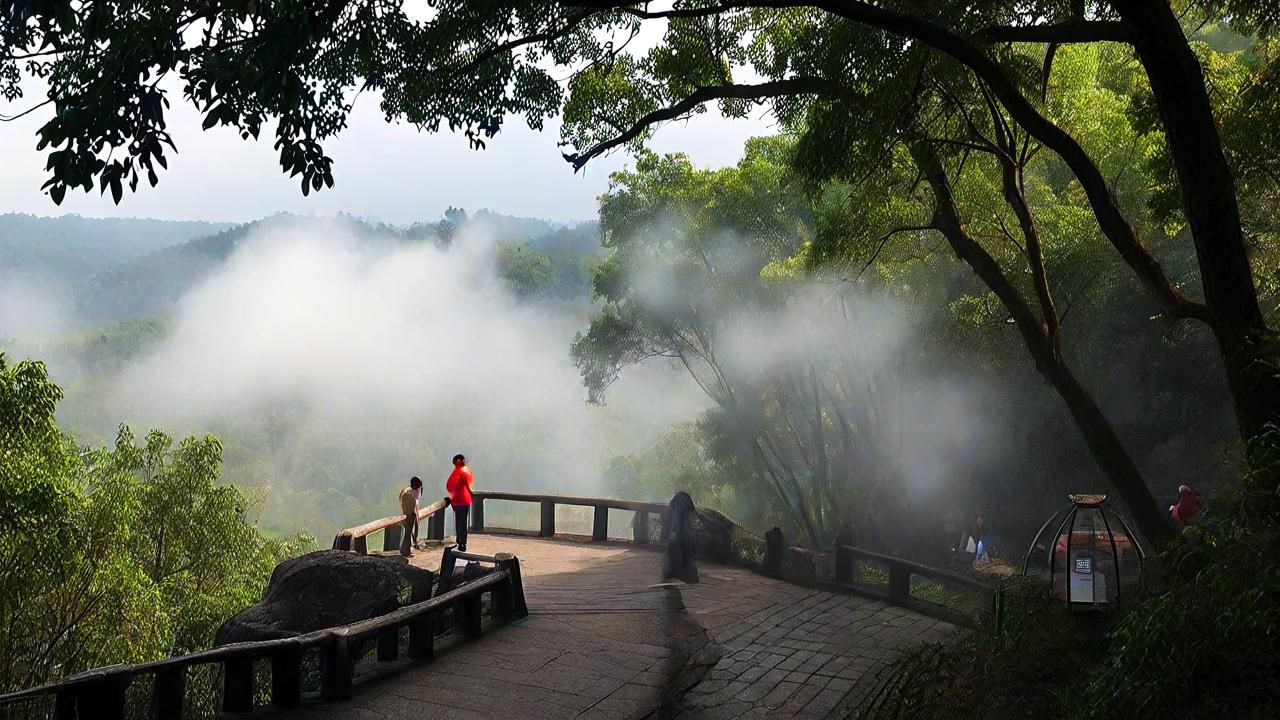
859;429;1280;719
859;595;1104;719
0;353;312;693
1076;426;1280;719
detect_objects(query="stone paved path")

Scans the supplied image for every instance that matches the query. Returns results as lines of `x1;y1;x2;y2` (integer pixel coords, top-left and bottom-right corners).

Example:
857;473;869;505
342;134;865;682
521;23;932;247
279;534;956;720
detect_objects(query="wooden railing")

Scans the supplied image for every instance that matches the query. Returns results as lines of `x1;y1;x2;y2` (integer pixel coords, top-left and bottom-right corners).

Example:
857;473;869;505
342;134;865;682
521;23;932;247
331;492;669;555
828;545;993;627
469;491;668;543
330;489;994;626
332;498;451;554
0;552;526;719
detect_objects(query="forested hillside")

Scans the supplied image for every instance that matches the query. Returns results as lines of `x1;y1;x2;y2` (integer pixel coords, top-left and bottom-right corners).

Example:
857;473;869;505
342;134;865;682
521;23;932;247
0;213;231;286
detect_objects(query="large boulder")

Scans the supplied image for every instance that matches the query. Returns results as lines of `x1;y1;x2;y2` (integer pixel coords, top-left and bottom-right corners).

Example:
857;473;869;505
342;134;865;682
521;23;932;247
692;508;738;564
216;550;407;645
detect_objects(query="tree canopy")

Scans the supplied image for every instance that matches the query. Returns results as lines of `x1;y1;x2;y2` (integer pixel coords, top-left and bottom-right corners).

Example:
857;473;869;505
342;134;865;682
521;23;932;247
0;353;310;692
4;1;1278;437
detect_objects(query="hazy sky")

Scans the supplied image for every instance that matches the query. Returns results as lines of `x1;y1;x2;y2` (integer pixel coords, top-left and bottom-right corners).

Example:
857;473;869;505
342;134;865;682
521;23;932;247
0;85;775;225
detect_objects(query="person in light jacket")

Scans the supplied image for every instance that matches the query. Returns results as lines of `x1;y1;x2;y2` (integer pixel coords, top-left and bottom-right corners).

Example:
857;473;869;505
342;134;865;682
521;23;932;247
399;476;422;556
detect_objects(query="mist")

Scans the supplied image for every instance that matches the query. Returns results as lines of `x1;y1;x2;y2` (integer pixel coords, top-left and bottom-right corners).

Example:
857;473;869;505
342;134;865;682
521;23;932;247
707;280;992;493
0;269;71;343
55;217;709;537
587;207;1019;553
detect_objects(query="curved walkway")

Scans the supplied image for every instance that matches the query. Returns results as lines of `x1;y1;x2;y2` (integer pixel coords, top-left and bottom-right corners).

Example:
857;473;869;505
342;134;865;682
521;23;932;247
282;535;956;720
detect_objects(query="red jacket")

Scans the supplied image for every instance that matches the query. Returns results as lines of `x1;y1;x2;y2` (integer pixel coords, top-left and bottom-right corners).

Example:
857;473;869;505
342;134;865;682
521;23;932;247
1170;487;1202;529
447;465;473;506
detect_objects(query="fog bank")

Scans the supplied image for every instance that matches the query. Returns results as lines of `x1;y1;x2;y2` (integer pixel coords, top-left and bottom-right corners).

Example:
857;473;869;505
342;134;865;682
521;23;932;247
94;218;705;535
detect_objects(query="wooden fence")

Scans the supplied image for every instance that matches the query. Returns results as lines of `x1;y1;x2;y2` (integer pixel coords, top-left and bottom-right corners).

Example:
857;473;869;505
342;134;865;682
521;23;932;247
767;531;994;627
331;498;451;554
0;552;526;719
329;489;994;627
331;492;669;554
469;491;668;542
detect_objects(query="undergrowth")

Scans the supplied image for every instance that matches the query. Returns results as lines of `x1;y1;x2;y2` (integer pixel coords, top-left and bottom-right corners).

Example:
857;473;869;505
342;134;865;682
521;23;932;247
855;424;1280;720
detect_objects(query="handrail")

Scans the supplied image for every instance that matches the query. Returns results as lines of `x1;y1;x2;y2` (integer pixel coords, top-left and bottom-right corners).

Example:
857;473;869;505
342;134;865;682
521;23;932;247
827;544;995;626
451;550;502;563
0;553;527;716
472;491;667;514
834;545;991;594
329;570;510;640
333;498;451;554
467;491;666;543
333;490;671;552
329;488;993;626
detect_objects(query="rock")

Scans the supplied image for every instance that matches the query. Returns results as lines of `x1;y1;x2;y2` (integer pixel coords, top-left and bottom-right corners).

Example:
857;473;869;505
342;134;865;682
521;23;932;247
215;549;407;645
692;507;736;564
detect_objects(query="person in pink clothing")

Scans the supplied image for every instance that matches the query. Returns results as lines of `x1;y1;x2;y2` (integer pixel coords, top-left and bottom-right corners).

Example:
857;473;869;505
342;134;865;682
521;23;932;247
447;454;474;550
1169;485;1203;529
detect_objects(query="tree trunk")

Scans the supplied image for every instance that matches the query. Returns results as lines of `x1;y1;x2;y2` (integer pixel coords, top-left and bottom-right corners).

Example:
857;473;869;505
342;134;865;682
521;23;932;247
911;143;1175;548
1112;0;1280;440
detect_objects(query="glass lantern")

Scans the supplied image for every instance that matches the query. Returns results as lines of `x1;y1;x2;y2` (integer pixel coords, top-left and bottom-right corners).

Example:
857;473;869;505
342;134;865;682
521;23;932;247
1023;494;1145;608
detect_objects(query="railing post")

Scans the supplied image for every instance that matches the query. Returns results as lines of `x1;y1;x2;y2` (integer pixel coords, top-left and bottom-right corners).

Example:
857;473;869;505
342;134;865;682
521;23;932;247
978;586;997;626
791;548;816;587
74;668;132;720
223;656;255;713
54;690;76;720
436;545;457;597
320;636;353;701
429;505;446;541
377;625;399;663
764;527;783;578
153;666;185;720
434;546;459;636
408;610;435;660
835;545;853;583
888;561;910;602
540;500;555;537
593;504;608;541
458;594;483;638
634;510;650;544
270;643;303;710
494;553;528;618
383;523;403;553
471;497;485;532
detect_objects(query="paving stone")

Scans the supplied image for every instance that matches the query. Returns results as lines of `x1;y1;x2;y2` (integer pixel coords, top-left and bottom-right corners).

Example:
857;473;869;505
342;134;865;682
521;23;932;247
776;681;826;715
759;679;803;709
817;655;852;678
802;687;849;717
279;534;956;720
825;676;856;694
803;673;832;688
785;670;809;684
736;667;789;703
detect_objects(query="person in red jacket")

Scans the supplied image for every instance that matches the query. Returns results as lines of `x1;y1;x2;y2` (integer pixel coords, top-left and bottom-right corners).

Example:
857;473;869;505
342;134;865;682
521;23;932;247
1169;485;1203;529
447;453;474;551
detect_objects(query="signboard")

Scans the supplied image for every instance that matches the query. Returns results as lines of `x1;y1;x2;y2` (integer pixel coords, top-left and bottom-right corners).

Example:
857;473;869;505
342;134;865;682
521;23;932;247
1070;550;1095;602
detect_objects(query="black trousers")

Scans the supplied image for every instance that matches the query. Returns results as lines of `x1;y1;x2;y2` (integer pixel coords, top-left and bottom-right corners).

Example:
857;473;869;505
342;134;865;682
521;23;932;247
453;504;470;550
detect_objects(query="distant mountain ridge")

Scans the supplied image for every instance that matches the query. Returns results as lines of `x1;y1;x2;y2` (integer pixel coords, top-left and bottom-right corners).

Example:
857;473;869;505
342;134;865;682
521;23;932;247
1;210;601;324
0;213;235;286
